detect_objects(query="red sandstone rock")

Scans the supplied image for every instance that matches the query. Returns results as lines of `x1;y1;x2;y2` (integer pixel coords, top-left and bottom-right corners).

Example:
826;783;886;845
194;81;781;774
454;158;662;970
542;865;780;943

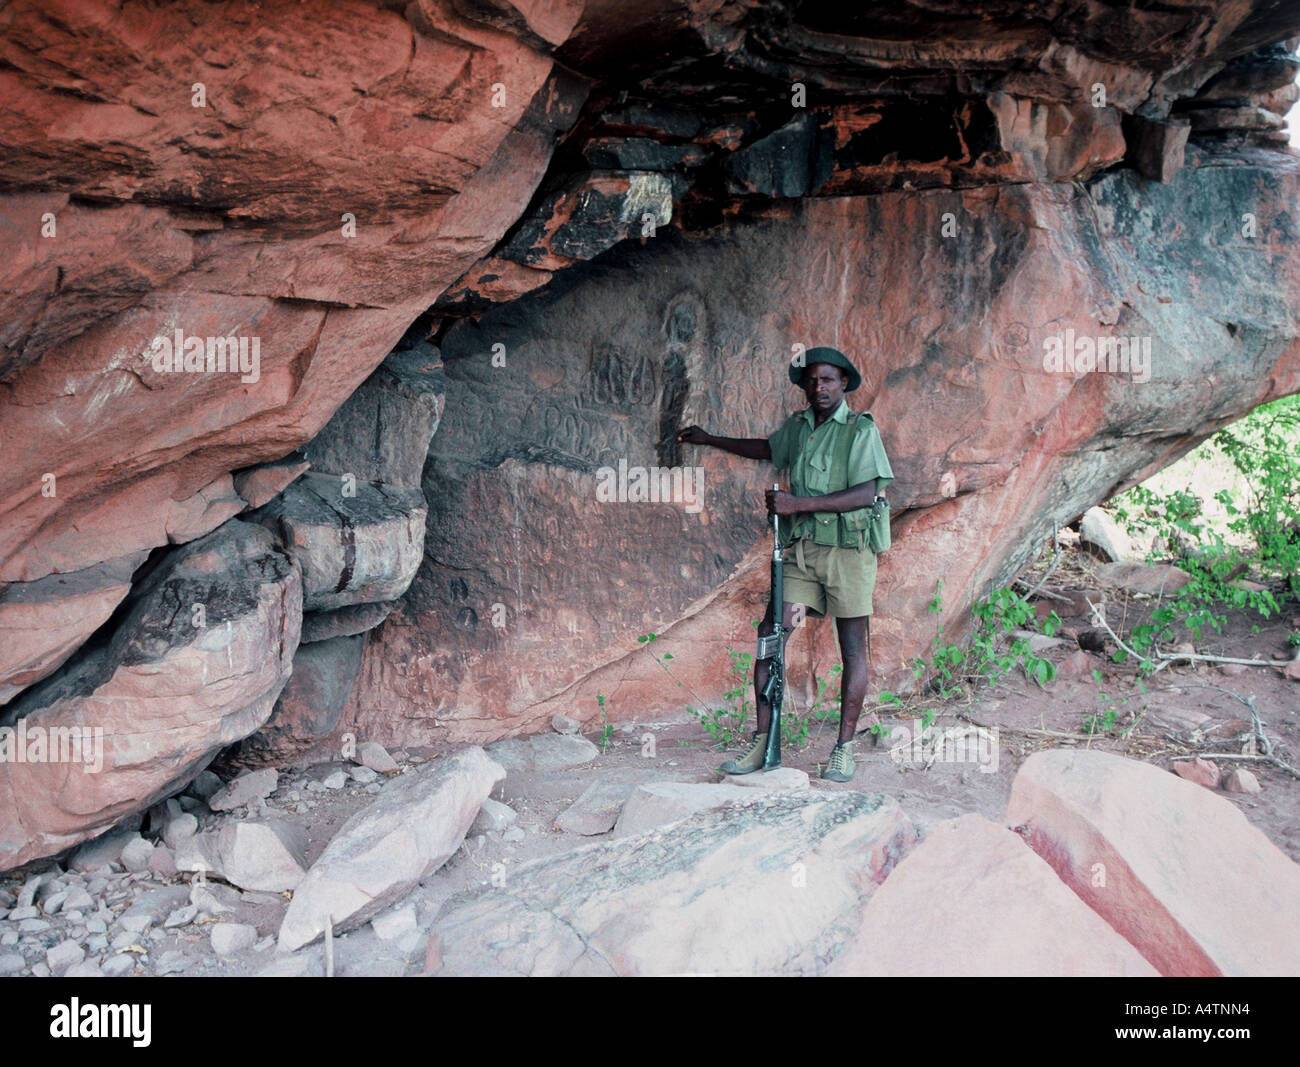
0;522;301;871
349;146;1300;742
1172;757;1221;789
230;635;365;768
0;553;144;705
0;0;588;584
1006;749;1300;976
1096;561;1193;596
1125;115;1191;182
831;814;1157;976
1222;768;1262;794
233;457;311;512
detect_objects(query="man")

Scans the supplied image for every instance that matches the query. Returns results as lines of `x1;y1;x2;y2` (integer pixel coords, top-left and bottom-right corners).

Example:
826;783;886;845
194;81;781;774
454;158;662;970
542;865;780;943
677;346;894;782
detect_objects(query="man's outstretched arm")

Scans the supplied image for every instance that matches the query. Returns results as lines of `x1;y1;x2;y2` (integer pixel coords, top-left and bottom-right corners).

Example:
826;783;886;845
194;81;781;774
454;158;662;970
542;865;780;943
677;425;772;461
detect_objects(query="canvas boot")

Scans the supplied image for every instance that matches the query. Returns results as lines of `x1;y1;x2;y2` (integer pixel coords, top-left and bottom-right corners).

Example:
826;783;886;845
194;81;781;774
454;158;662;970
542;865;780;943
821;740;855;783
718;730;770;775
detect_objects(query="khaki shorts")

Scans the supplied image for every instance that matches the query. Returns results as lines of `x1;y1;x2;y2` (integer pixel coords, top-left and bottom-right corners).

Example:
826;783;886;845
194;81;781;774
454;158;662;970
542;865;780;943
782;538;877;619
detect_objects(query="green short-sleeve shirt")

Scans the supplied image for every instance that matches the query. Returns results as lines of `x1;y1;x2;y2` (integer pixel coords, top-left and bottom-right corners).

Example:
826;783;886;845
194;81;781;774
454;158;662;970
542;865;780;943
767;398;894;543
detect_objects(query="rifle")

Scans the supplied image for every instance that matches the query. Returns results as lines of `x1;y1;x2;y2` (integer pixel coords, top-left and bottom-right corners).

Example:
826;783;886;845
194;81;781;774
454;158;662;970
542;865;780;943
757;483;785;770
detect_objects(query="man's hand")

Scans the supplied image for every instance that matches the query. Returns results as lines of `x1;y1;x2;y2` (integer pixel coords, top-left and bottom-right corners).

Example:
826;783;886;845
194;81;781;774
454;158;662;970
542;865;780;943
676;425;711;446
765;488;804;516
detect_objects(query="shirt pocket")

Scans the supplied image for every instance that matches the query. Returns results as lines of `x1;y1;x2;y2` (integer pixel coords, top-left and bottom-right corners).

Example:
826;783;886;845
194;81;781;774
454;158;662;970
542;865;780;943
804;450;832;493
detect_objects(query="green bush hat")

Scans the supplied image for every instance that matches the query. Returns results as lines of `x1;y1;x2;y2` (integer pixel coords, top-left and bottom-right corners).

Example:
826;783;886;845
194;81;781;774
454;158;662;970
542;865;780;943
789;346;862;393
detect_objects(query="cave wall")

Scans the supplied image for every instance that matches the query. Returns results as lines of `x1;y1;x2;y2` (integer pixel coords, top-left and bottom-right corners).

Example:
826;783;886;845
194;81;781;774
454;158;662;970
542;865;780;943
2;0;1299;868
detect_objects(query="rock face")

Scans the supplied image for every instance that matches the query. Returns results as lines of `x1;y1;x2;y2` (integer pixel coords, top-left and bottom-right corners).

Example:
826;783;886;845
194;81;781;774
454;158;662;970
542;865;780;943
353;150;1300;741
0;553;145;705
278;747;504;952
832;814;1158;977
0;522;300;870
430;790;917;976
231;635;366;767
1006;749;1300;977
302;343;446;492
0;0;587;587
1;0;1300;846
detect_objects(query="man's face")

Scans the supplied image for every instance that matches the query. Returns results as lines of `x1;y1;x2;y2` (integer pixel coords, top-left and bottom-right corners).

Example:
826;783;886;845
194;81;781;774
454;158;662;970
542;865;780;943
803;362;847;415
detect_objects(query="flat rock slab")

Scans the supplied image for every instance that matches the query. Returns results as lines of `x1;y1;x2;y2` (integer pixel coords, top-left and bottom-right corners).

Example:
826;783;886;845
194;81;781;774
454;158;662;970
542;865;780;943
1006;749;1300;976
832;814;1157;976
1095;561;1191;596
278;747;504;952
613;781;755;838
485;733;599;774
554;779;638;835
209;768;280;812
431;791;917;976
725;767;811;791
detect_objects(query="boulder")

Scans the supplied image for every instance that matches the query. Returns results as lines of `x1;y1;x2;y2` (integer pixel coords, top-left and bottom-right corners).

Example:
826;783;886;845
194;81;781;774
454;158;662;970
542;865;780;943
1222;768;1262;794
210;922;258;958
278;747;504;952
832;814;1157;976
500;172;675;269
208;769;280;813
1172;757;1221;789
217;819;309;893
0;0;585;585
485;733;599;774
725;767;811;791
0;522;300;872
1123;114;1190;183
250;472;426;613
233;455;311;511
118;886;191;934
1078;507;1136;562
68;826;139;873
470;798;518;834
354;741;399;775
174;831;224;879
1006;749;1300;976
300;602;398;644
725;113;834;197
1095;561;1192;596
430;791;917;976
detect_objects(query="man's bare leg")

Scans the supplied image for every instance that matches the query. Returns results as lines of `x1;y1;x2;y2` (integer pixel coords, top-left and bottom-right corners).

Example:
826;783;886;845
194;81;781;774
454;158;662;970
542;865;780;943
834;615;869;743
821;615;868;781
